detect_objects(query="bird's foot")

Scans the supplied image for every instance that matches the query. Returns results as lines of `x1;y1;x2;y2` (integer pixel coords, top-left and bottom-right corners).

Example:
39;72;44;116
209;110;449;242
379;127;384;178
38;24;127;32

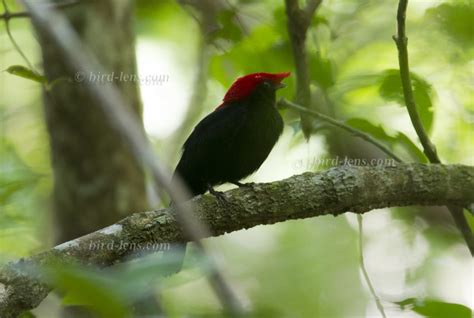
207;185;228;204
231;181;255;189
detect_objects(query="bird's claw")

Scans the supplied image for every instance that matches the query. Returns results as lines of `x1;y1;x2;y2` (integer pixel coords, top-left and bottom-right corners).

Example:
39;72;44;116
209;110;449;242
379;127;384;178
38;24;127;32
208;185;228;204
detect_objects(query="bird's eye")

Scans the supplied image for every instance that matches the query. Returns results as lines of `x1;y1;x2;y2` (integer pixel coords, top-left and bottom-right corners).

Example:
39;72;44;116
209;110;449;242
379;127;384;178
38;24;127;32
262;81;273;89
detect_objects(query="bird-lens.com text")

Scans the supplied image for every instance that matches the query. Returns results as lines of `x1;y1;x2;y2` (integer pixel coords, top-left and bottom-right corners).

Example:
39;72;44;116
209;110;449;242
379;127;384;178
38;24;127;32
88;240;171;252
74;71;169;86
293;156;397;170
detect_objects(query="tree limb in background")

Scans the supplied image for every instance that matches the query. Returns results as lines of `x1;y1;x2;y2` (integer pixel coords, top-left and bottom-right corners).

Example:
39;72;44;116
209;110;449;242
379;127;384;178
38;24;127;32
170;0;222;159
357;215;387;318
284;0;322;139
393;0;473;255
0;163;473;317
20;0;243;315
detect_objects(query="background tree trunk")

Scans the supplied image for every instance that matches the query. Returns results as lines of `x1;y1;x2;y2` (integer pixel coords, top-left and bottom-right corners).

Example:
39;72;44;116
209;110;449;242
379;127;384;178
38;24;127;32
35;0;148;244
32;1;151;316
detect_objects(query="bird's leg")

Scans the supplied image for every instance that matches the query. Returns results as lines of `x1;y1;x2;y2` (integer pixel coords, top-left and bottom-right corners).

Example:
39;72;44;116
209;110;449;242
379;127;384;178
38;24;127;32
207;184;228;203
231;181;255;189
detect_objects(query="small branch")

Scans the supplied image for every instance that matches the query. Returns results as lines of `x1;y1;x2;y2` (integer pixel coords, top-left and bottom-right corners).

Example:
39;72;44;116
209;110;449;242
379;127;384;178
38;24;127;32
0;0;79;20
304;0;323;20
2;0;36;70
278;98;403;162
285;0;322;139
393;0;438;163
0;10;28;20
357;215;387;318
0;163;472;317
171;0;220;158
393;0;473;255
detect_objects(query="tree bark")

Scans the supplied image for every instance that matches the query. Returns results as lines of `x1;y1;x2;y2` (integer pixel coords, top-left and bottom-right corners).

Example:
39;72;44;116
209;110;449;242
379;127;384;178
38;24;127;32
0;163;472;317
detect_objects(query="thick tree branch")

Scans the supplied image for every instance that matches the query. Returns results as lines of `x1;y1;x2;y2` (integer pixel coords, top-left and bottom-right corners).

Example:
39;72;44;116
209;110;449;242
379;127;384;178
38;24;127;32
1;163;473;317
393;0;473;255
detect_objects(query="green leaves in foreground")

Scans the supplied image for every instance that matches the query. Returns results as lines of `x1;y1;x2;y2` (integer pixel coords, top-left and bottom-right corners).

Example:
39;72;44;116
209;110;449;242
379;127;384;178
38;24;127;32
346;118;427;162
42;250;205;317
378;69;435;133
5;65;47;84
397;298;472;318
426;2;474;48
5;65;67;90
0;143;41;206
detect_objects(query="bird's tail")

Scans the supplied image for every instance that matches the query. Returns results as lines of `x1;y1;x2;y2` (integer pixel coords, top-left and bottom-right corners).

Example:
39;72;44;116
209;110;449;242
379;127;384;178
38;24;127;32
166;172;207;275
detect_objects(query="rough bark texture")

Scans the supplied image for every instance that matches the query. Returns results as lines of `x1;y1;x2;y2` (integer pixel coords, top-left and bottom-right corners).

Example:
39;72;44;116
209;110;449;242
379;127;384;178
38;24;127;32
36;0;148;243
0;163;473;317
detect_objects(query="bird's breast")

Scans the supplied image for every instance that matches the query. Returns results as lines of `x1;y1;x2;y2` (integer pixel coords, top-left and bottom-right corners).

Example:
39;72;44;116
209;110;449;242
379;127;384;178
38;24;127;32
224;106;283;179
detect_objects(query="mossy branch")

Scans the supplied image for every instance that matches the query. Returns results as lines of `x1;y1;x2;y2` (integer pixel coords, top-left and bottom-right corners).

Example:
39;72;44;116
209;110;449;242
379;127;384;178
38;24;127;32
1;163;473;317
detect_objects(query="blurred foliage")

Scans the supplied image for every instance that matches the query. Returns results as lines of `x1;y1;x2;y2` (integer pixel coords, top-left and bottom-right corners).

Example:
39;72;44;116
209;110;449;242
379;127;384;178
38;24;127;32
5;65;47;84
397;298;472;318
346;117;427;162
378;69;434;133
0;0;472;317
425;2;474;48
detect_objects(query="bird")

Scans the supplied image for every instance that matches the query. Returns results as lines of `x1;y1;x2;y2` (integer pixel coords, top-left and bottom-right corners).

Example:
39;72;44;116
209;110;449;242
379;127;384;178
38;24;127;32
166;72;290;274
172;72;290;200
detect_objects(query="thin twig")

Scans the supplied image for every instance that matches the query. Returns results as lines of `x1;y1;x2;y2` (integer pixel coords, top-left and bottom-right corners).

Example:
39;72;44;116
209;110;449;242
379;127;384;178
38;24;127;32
2;0;35;70
393;0;473;255
19;0;244;315
304;0;323;19
284;0;322;139
393;0;438;163
357;215;387;318
171;0;214;157
0;0;79;20
278;98;403;162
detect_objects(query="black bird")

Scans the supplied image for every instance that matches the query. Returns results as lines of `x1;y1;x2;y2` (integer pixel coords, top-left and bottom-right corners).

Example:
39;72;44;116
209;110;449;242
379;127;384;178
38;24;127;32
172;72;290;199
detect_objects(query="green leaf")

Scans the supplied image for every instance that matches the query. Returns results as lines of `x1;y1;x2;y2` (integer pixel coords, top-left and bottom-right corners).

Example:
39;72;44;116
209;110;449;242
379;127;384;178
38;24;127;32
5;65;47;84
0;143;41;205
426;2;474;48
213;9;244;43
311;15;330;29
112;249;204;292
378;69;435;133
346;118;396;143
209;24;294;99
45;264;130;318
345;118;427;162
397;298;472;318
309;53;335;89
395;132;428;163
466;210;474;232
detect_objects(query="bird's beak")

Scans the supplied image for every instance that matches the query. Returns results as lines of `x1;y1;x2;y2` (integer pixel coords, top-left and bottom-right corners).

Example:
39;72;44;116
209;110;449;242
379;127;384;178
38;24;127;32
274;82;286;90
